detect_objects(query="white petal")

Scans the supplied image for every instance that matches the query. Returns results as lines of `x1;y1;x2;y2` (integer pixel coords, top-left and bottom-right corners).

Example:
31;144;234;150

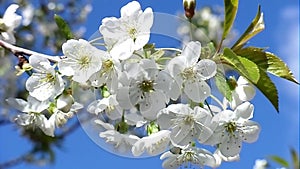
40;115;55;137
170;123;191;146
6;98;29;112
182;41;201;66
235;102;254;120
132;130;170;156
138;7;153;32
183;80;211;103
110;38;134;60
15;113;32;126
157;108;177;129
140;91;166;120
57;59;75;76
116;87;134;109
241;120;261;143
162;155;179;169
236;85;256;101
219;136;242;157
94;119;114;130
3;4;22;29
120;1;141;18
195;59;217;80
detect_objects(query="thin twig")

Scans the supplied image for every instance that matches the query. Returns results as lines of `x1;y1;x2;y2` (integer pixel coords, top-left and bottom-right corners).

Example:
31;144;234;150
0;152;31;169
0;40;62;62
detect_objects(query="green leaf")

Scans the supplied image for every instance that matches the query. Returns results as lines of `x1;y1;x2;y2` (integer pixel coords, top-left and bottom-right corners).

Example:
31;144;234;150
222;48;249;77
54;14;74;40
269;155;290;168
255;69;279;112
215;70;232;101
236;47;299;84
222;47;279;111
222;0;239;40
232;6;265;51
237;56;260;83
266;52;299;84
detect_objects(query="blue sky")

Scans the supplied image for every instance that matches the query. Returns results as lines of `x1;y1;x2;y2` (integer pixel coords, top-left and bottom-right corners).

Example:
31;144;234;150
0;0;299;169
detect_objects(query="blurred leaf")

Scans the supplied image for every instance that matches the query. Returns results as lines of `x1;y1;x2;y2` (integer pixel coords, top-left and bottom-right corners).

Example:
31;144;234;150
290;148;299;169
236;47;299;84
54;14;74;40
222;0;239;40
269;155;289;168
232;6;264;50
215;70;232;101
237;56;260;83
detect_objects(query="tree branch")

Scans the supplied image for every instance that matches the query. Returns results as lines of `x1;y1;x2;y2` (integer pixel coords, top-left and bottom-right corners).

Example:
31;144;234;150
0;40;62;62
0;152;32;169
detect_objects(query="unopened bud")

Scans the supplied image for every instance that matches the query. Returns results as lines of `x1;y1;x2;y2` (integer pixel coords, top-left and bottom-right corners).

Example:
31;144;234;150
227;76;238;91
183;0;196;19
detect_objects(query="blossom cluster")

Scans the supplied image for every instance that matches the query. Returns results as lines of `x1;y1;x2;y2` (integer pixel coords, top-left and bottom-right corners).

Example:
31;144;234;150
4;1;261;168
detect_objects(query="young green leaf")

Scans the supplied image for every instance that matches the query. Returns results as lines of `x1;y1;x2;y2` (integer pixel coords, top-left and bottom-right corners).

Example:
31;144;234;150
232;6;265;51
266;52;299;84
237;56;260;83
236;47;299;84
255;69;279;112
214;70;232;101
269;155;290;168
221;48;249;77
222;0;239;40
54;14;74;40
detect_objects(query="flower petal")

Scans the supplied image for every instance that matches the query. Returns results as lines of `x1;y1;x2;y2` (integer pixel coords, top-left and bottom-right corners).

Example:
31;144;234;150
195;59;217;80
183;80;211;103
182;41;201;66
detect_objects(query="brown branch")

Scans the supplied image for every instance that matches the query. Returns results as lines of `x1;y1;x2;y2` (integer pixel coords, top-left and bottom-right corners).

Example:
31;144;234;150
0;39;62;62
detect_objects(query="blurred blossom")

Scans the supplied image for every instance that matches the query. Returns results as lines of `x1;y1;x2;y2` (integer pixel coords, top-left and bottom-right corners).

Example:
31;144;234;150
21;3;34;26
253;159;268;169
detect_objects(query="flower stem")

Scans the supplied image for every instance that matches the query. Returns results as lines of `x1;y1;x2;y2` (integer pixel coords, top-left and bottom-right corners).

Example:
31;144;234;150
89;36;104;44
210;94;226;110
0;39;61;62
155;48;182;53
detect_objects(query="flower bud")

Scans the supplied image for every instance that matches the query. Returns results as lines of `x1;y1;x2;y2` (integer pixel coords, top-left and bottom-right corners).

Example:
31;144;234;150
57;93;74;113
227;76;238;91
183;0;196;19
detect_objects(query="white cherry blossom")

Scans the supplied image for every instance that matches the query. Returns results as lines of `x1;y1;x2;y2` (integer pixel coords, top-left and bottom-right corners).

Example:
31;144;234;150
253;159;268;169
95;119;140;153
6;96;55;136
99;1;153;60
26;55;64;101
160;146;217;169
87;95;122;120
166;41;217;102
157;104;213;147
89;54;121;93
48;101;83;131
117;59;169;120
205;102;261;157
58;39;104;83
132;130;171;156
0;4;22;44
